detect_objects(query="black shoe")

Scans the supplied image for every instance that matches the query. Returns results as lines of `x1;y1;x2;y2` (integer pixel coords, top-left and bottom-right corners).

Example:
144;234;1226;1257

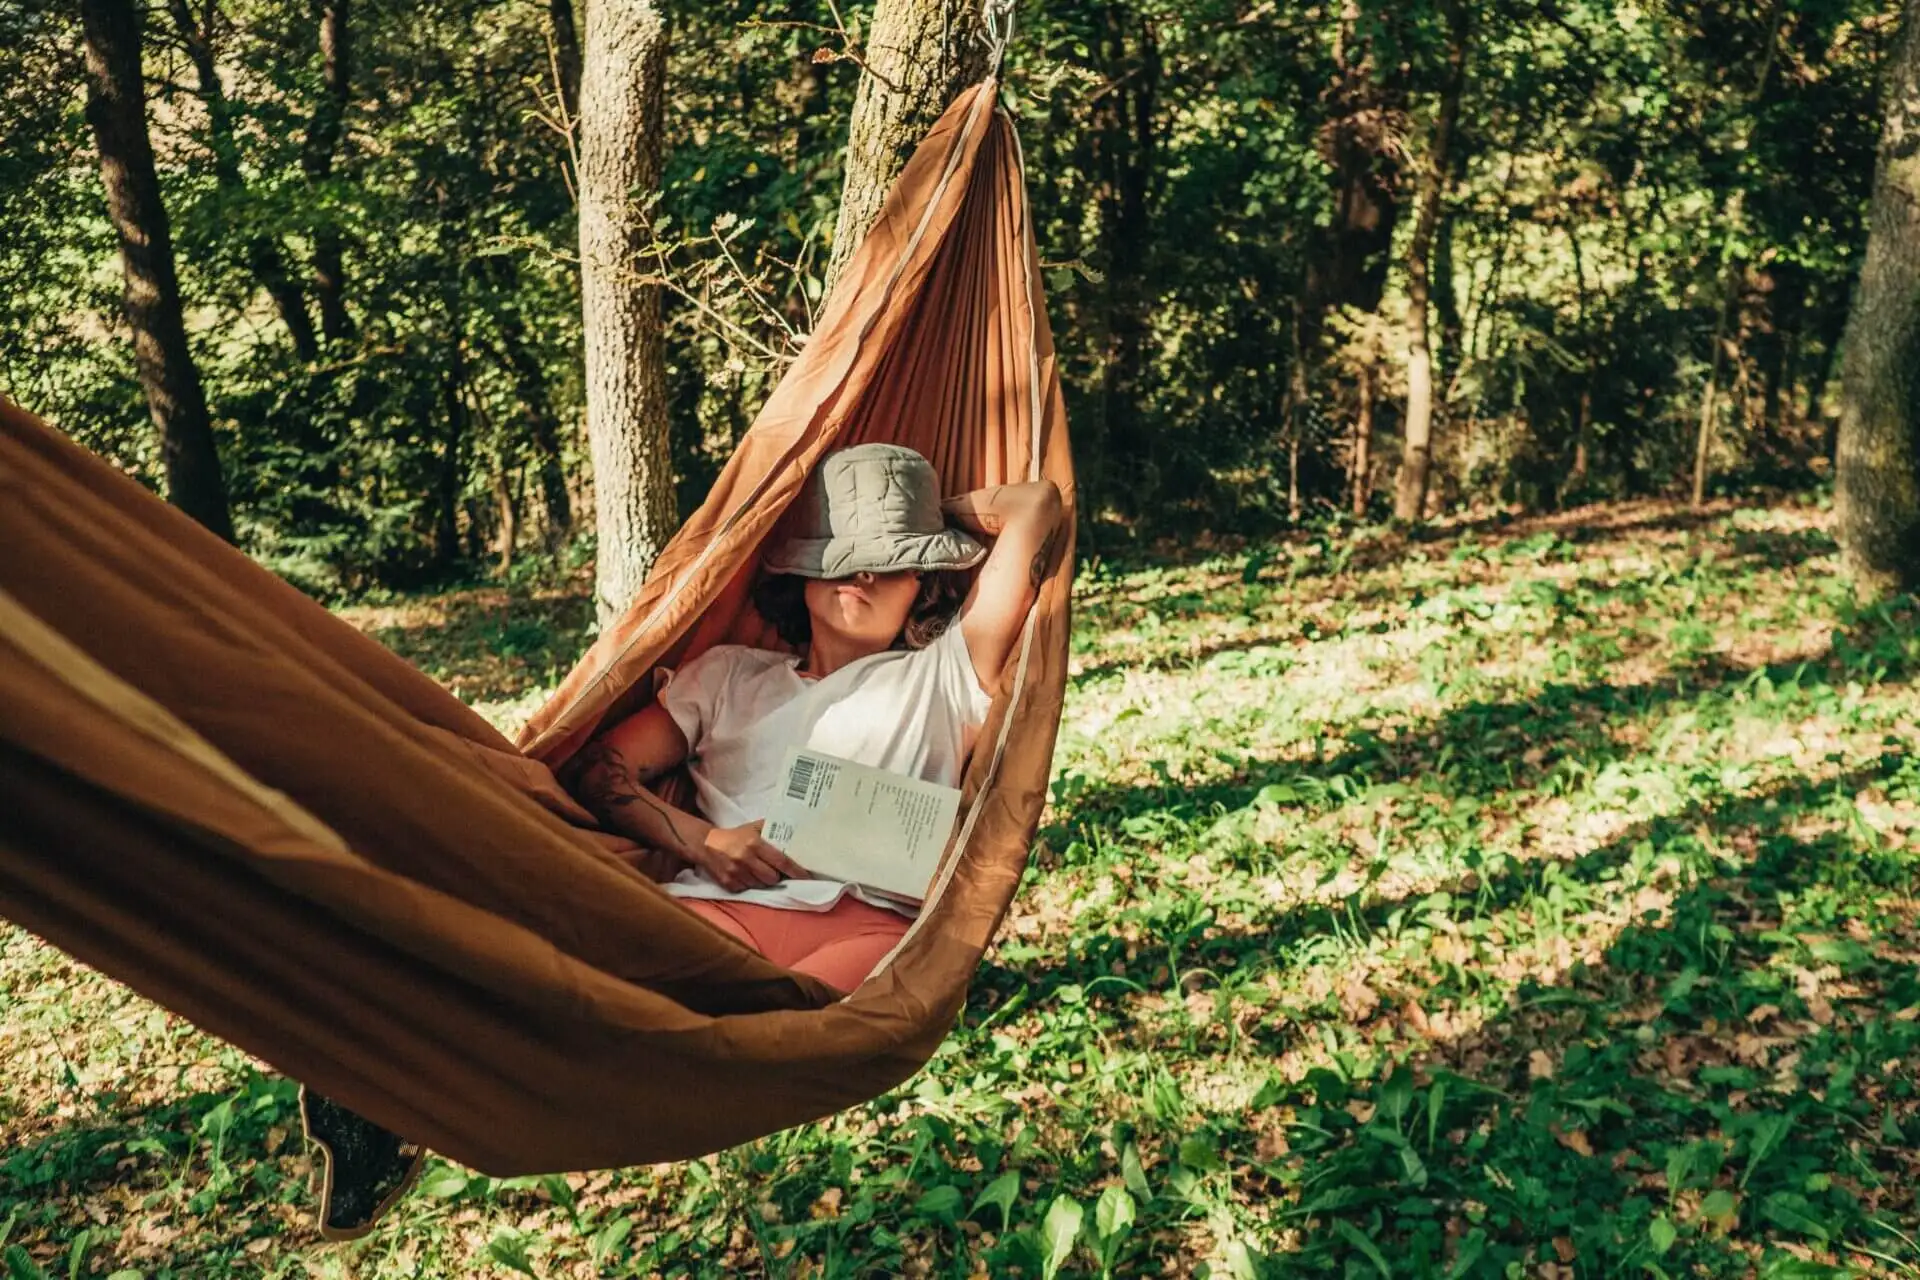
299;1086;427;1242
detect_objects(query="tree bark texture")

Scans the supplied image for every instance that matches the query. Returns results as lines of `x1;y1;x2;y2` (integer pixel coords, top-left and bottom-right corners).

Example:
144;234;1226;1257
824;0;991;291
579;0;675;627
303;0;354;346
168;0;318;360
1835;0;1920;594
81;0;234;541
1393;0;1467;523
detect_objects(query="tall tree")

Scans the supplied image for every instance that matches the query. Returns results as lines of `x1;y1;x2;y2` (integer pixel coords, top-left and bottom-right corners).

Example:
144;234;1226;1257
1835;0;1920;594
167;0;318;361
579;0;674;626
80;0;234;540
824;0;991;289
1394;0;1468;522
303;0;354;346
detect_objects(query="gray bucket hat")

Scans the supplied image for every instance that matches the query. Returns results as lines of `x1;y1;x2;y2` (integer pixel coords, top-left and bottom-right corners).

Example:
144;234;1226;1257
762;443;986;579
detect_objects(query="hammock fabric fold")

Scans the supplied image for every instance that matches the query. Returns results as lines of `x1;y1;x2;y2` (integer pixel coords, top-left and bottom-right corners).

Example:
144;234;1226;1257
0;80;1074;1174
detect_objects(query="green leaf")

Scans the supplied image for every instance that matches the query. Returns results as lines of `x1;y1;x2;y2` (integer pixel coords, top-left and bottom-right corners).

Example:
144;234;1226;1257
539;1172;575;1210
1379;1067;1414;1125
1446;1228;1487;1278
590;1216;634;1266
1649;1215;1677;1256
3;1247;47;1280
104;1273;143;1280
1758;1193;1829;1244
1177;1135;1222;1172
64;1231;90;1280
914;1185;965;1221
1397;1144;1429;1189
1741;1112;1794;1186
1040;1195;1084;1280
1701;1189;1740;1231
1122;1142;1152;1201
1225;1239;1261;1280
417;1166;470;1198
1094;1184;1136;1245
485;1230;538;1277
1426;1079;1447;1149
1805;938;1870;967
972;1170;1022;1233
1331;1220;1392;1279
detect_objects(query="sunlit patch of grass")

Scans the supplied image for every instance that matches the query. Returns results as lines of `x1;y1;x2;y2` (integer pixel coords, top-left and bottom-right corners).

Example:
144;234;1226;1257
4;497;1917;1277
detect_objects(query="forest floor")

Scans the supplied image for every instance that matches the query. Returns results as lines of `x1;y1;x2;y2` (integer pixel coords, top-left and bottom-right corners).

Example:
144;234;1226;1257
4;495;1919;1279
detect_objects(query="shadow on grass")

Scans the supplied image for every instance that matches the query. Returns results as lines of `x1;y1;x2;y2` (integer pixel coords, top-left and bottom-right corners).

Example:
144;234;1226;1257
1057;598;1917;843
977;753;1920;1273
1234;756;1920;1274
976;762;1897;1036
0;1072;298;1207
1068;516;1848;692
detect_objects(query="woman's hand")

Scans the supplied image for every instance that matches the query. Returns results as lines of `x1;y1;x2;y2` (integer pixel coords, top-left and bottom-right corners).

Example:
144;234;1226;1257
697;821;808;892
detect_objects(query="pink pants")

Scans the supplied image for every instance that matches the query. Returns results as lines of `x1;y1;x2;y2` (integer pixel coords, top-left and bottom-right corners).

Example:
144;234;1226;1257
677;895;910;994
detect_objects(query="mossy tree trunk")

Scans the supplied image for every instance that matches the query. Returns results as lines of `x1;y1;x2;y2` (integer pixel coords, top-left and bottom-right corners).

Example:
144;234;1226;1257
1835;0;1920;595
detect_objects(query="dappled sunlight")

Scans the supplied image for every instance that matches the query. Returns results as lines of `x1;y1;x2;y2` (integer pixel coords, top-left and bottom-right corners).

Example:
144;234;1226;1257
4;499;1917;1276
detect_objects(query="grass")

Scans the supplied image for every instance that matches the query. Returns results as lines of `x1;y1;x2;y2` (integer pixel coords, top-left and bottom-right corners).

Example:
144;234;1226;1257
4;495;1918;1278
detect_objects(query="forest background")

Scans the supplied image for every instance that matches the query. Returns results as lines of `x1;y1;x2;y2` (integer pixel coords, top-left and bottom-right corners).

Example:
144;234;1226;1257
7;0;1920;1273
4;0;1912;602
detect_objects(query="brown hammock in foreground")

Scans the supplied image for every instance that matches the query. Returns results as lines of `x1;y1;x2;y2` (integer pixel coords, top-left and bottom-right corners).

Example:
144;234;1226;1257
0;80;1074;1175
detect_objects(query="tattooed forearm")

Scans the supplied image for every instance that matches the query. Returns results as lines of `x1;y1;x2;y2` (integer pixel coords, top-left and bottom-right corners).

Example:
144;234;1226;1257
571;741;692;851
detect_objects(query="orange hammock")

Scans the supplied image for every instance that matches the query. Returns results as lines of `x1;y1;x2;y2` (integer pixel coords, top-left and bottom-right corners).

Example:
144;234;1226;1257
0;81;1074;1174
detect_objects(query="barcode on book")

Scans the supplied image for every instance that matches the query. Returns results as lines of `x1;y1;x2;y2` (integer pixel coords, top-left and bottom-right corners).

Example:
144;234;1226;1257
785;753;818;802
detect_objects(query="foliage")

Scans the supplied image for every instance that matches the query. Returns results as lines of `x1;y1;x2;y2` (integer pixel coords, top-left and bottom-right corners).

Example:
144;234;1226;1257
0;0;1902;584
5;495;1918;1275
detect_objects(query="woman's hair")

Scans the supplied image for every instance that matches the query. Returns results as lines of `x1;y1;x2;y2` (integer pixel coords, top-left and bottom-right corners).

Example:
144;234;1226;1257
752;570;969;651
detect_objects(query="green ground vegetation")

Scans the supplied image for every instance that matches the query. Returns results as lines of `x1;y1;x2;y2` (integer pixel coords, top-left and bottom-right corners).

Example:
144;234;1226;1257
3;495;1918;1278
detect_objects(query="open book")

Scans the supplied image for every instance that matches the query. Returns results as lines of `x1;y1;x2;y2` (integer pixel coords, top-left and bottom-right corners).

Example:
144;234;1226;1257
761;746;963;903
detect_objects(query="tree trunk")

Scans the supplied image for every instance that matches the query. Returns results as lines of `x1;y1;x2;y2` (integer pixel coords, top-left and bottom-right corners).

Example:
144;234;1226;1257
824;0;991;291
81;0;234;541
1300;0;1405;348
303;0;354;346
1092;9;1158;511
579;0;675;627
497;309;574;545
1835;0;1920;594
1691;270;1736;507
1352;367;1375;516
1393;0;1466;523
168;0;318;361
550;0;582;121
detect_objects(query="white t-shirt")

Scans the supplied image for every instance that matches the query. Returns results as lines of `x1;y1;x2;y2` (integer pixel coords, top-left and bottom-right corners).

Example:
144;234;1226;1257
657;619;993;914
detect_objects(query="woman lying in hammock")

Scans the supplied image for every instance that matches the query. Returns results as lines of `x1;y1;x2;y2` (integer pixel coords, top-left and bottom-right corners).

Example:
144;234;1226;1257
567;443;1064;993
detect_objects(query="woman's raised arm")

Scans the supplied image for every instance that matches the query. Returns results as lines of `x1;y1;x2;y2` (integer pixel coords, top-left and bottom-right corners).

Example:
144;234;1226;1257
942;479;1065;691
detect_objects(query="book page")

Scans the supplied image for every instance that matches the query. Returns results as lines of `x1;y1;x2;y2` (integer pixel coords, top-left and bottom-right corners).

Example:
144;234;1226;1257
762;747;962;902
